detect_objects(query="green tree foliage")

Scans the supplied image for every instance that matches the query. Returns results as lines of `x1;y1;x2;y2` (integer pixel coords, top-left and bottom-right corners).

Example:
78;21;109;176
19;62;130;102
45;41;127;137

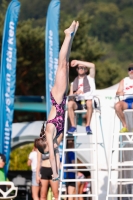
96;59;126;88
0;0;132;92
16;20;45;95
18;0;49;20
9;143;33;170
84;2;120;43
82;2;133;63
112;0;133;9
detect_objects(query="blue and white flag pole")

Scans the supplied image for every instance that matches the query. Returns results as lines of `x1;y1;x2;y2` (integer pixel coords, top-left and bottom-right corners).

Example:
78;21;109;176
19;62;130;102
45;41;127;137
0;0;21;175
45;0;60;118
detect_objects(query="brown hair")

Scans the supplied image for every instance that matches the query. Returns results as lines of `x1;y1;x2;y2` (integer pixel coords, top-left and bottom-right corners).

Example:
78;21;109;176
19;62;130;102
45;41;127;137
40;122;46;139
35;138;47;154
35;122;47;154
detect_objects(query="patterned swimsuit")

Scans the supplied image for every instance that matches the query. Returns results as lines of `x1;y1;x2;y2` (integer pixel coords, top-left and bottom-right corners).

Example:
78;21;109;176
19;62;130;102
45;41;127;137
46;92;66;137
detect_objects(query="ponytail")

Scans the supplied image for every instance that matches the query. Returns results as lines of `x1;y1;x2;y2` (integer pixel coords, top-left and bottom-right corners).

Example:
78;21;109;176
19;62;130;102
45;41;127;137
40;122;46;141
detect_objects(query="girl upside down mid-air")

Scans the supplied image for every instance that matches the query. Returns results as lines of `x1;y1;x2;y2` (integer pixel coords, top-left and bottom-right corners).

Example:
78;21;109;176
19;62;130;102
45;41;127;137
35;21;79;181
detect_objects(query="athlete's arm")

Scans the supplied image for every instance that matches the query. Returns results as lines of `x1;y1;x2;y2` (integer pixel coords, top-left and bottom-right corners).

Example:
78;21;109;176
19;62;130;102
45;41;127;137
36;150;41;184
56;133;63;146
55;152;60;175
46;130;59;179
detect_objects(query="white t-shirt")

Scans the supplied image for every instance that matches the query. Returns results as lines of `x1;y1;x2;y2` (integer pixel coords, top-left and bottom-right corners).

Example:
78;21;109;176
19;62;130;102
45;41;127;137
28;151;37;172
78;78;84;92
123;77;133;99
71;75;96;101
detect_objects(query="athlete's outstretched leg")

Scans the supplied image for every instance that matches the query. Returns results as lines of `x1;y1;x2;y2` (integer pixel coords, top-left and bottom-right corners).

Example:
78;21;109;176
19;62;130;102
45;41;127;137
51;21;79;104
46;21;79;180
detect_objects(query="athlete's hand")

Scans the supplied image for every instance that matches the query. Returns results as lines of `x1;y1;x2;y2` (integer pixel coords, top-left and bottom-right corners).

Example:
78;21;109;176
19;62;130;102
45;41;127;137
71;60;78;67
76;90;83;95
52;174;61;182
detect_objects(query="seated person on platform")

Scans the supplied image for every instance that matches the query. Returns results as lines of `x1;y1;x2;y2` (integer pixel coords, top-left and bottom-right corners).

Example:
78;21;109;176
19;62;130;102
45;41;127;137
67;59;95;134
115;63;133;133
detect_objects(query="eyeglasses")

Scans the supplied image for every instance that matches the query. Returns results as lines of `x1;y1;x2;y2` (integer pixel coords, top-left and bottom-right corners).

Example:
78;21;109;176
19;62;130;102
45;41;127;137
128;67;133;71
77;66;86;70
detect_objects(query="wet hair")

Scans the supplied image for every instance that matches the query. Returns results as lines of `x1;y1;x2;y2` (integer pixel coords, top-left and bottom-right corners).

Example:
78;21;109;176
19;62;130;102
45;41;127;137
35;122;47;154
34;140;37;149
40;122;46;140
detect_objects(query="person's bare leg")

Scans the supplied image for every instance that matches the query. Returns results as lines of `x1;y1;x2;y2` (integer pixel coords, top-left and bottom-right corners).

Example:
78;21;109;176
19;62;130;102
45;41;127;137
46;21;79;180
115;101;128;127
32;186;40;200
40;179;49;200
67;101;78;127
52;21;79;103
67;186;76;200
50;179;59;200
78;182;84;200
86;100;93;126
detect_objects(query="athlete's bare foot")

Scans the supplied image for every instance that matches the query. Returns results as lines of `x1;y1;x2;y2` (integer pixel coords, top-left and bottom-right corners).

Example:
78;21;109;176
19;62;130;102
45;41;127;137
64;20;77;37
74;21;79;36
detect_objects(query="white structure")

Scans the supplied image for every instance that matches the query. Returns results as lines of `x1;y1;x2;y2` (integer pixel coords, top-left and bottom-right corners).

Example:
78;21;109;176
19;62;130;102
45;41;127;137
0;181;18;200
11;121;44;149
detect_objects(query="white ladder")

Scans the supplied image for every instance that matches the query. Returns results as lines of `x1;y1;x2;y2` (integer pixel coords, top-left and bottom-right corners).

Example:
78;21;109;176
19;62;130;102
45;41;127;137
59;97;108;200
106;109;133;200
